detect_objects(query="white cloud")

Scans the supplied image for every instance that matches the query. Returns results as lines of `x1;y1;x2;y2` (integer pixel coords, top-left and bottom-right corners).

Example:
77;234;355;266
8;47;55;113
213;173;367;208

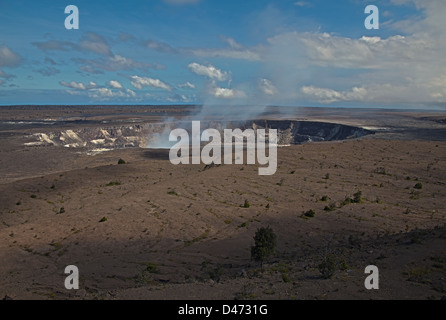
34;32;112;56
190;48;262;61
89;88;114;97
126;89;136;97
76;54;153;73
188;62;230;81
300;84;434;105
79;65;103;74
80;32;112;56
32;40;77;52
167;93;191;102
109;80;123;89
267;32;388;69
130;75;172;91
60;81;97;90
178;81;195;89
35;67;60;77
145;39;177;54
259;78;278;96
294;1;312;7
0;46;22;67
60;81;87;90
261;14;446;106
65;84;137;101
220;36;243;50
301;86;368;104
88;88;137;100
142;35;262;61
109;55;151;70
210;87;247;99
428;74;446;100
190;37;261;61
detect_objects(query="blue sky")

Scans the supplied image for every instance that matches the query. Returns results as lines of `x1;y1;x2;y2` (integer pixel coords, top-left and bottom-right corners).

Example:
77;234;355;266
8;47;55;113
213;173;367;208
0;0;445;108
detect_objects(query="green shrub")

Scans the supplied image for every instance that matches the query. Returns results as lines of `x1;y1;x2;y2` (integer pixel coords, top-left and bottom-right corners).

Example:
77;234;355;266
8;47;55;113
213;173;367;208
353;191;363;203
318;254;337;279
374;167;387;175
145;263;158;273
106;181;121;186
282;272;291;283
414;182;423;190
243;199;250;208
340;191;363;206
167;189;179;196
324;203;336;212
341;197;352;206
201;261;223;282
303;209;315;218
118;158;126;165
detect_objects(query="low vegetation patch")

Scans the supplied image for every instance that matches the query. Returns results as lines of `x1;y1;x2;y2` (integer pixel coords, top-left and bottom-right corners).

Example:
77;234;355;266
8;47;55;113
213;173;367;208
414;182;423;190
320;195;329;202
318;254;337;279
167;189;179;196
303;209;315;218
106;181;121;186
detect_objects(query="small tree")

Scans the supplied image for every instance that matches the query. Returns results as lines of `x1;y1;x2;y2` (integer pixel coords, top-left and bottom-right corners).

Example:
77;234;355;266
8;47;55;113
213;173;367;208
251;226;277;267
318;236;337;279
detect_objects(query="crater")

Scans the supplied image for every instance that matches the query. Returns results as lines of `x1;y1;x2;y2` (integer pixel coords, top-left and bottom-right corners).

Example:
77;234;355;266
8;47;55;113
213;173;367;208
26;120;375;153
